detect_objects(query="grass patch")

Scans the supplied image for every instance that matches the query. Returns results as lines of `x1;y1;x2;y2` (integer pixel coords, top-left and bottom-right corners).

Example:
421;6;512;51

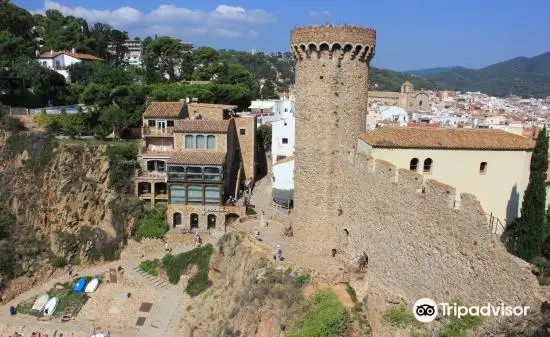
439;304;483;337
135;204;168;239
139;259;160;276
295;274;311;287
163;244;214;296
382;305;417;328
16;281;88;317
345;284;358;303
288;289;350;337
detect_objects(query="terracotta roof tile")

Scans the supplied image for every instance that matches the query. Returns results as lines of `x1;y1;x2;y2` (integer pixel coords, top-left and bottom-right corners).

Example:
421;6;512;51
360;127;535;151
143;102;186;118
168;151;226;165
174;119;231;133
38;51;103;61
187;103;237;109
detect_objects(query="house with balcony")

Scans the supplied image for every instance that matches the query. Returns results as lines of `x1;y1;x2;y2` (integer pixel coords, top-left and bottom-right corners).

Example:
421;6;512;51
135;101;256;230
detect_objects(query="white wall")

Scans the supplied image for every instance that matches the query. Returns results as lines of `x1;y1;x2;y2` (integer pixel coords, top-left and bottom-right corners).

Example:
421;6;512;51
272;159;294;191
358;140;532;225
271;117;295;165
252;99;295;126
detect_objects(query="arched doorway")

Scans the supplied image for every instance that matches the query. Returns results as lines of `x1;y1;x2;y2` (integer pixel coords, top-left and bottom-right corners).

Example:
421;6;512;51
190;213;199;229
173;212;182;228
207;214;216;229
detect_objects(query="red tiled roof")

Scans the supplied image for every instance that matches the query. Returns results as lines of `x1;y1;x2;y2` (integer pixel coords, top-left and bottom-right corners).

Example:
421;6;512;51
360;127;535;151
143;102;186;118
38;51;103;61
167;151;226;165
174;119;231;133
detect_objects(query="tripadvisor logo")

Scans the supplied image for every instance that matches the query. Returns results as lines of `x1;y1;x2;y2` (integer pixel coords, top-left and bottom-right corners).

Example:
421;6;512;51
412;298;530;323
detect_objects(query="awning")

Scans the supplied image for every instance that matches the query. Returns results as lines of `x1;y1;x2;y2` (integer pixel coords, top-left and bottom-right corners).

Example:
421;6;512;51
249;101;275;110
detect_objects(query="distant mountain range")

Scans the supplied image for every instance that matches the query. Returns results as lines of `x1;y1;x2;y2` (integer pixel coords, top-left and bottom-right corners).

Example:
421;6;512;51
404;51;550;98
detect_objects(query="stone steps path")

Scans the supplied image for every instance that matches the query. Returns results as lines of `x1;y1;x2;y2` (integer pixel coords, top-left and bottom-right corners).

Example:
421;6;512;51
132;266;174;290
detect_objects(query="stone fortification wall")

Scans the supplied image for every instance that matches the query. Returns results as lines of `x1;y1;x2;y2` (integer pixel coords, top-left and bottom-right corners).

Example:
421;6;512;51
335;153;540;306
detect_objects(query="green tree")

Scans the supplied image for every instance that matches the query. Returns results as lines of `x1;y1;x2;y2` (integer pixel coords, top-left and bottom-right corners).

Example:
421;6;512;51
107;29;129;68
80;83;110;106
144;36;188;82
0;31;35;69
257;125;272;152
516;128;549;261
193;47;219;66
99;105;129;139
260;79;277;99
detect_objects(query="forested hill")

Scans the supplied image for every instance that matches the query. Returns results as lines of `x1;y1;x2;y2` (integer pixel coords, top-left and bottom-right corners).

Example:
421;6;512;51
409;52;550;97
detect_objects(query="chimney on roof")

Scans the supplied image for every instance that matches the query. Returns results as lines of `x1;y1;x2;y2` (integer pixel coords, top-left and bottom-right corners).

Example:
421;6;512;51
71;47;75;53
50;49;54;55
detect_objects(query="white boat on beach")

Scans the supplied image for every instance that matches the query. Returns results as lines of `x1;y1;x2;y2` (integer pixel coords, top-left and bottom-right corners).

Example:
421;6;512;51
31;294;49;312
85;278;100;293
43;297;59;316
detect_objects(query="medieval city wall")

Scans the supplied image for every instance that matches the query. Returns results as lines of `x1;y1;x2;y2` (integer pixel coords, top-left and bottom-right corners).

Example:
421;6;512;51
334;153;540;306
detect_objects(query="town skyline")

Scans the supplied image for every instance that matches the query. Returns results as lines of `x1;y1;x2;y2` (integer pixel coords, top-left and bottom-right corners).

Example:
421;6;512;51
12;0;550;71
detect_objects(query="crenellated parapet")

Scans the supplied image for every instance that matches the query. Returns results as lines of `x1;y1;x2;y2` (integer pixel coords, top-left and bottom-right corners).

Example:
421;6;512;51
290;25;376;63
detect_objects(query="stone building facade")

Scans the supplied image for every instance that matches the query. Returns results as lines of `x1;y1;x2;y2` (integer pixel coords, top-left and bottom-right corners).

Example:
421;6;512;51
368;81;431;112
135;102;255;230
289;25;539;306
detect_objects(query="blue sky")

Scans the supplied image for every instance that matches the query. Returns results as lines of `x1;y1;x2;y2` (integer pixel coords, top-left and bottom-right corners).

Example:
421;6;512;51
13;0;550;71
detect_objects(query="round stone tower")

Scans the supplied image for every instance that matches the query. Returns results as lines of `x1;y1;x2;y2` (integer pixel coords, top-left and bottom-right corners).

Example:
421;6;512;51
290;25;376;254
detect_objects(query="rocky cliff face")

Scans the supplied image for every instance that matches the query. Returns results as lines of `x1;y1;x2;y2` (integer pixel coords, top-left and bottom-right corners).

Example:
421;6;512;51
0;133;120;277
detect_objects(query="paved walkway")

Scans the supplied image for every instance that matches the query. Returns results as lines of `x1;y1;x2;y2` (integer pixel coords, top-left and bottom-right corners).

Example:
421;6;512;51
0;241;207;337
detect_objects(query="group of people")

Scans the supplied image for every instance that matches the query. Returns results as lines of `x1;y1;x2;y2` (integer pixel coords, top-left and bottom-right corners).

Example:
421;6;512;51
253;230;283;261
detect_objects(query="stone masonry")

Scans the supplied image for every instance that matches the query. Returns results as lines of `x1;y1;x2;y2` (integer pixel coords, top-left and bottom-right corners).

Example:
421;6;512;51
290;25;540;306
291;25;376;252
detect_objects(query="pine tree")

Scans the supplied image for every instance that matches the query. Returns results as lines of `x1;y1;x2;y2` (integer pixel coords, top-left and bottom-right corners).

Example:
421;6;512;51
516;128;548;261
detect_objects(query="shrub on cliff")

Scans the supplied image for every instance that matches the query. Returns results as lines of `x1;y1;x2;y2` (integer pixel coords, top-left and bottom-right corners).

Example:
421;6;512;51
163;244;213;296
105;143;138;194
288;289;350;337
515;128;548;261
135;204;168;239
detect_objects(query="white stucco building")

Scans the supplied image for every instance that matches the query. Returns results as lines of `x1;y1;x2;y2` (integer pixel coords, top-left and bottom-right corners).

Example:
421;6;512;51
271;117;295;165
358;127;534;230
37;49;104;80
272;156;294;207
247;99;295;126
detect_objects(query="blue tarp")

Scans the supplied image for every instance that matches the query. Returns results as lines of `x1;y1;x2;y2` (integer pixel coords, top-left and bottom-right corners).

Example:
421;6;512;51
73;278;87;294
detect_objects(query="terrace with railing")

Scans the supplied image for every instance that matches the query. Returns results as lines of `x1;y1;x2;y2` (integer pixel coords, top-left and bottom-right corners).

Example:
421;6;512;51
142;127;175;137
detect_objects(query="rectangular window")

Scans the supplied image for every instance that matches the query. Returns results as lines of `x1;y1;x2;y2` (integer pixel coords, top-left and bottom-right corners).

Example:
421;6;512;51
169;185;186;204
204;167;221;181
207;135;216;149
239;128;246;135
205;186;221;205
187;167;202;181
185;135;194;149
188;185;203;205
167;120;175;127
148;120;155;127
282;138;289;144
157;161;166;172
168;166;185;180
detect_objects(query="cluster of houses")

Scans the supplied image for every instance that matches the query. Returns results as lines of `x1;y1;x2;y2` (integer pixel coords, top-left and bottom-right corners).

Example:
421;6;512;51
129;80;549;233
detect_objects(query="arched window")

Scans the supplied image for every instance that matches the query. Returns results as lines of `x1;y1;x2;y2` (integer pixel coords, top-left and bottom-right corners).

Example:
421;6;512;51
184;135;194;149
173;213;182;227
419;100;423;107
410;158;419;171
196;135;205;149
423;158;433;173
207;135;216;149
190;213;199;228
480;162;488;174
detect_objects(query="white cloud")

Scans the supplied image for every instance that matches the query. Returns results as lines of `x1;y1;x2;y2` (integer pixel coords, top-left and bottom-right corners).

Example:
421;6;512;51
309;9;333;18
34;1;275;39
247;30;260;38
213;28;242;38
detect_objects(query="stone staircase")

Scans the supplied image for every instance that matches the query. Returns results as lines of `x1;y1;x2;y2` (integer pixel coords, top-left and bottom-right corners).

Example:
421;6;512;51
132;266;174;290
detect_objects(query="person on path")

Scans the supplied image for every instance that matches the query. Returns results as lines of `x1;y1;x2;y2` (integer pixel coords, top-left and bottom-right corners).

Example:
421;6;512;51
255;230;262;241
164;242;169;252
274;245;282;261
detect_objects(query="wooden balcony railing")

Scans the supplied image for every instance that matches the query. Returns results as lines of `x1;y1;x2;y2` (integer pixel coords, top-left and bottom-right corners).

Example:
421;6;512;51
142;127;174;136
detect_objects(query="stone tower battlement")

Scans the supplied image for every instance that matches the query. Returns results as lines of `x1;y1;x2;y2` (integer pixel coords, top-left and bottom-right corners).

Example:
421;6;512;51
291;25;376;253
290;25;376;62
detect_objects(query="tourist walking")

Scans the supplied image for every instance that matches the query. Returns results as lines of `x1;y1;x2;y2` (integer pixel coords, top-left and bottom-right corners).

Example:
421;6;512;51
255;230;262;241
274;245;282;261
164;242;169;252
